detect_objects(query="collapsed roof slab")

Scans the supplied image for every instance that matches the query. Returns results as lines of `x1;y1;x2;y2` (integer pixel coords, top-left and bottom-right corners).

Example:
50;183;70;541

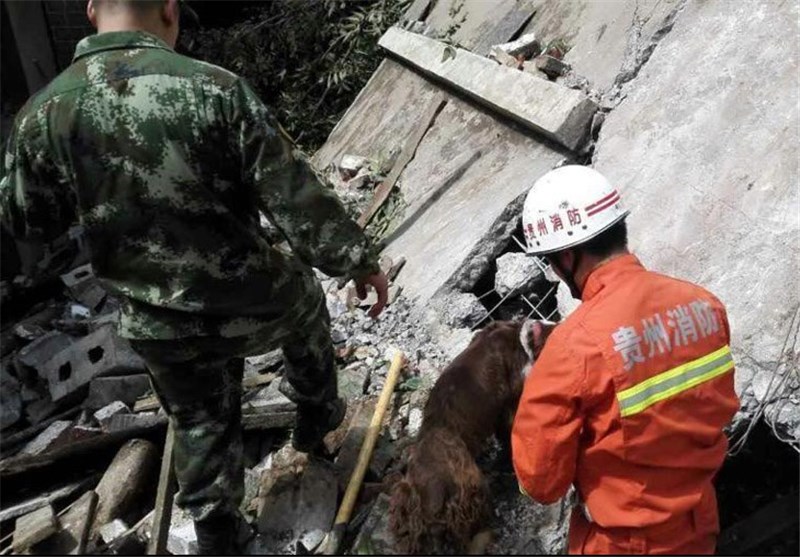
312;59;567;305
378;27;598;152
379;97;566;303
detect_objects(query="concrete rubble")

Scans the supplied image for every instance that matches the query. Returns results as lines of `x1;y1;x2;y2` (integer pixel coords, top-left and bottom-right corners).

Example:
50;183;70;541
494;252;545;298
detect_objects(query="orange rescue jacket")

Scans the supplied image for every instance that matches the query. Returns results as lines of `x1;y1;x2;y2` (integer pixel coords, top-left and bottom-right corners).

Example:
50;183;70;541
512;254;739;529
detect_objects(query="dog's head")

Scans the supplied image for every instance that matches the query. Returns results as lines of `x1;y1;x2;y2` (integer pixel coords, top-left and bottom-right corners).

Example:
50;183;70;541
519;319;556;373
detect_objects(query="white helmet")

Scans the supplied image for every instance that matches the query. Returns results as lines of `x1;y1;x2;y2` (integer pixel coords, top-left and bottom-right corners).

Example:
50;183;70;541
522;165;629;255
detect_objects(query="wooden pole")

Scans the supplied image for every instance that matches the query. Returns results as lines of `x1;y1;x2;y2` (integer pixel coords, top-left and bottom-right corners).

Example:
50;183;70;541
317;352;405;555
147;422;176;555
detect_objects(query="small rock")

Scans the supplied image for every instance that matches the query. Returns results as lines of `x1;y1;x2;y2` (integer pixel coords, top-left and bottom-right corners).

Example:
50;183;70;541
340;154;369;175
331;327;348;345
326;292;349;320
99;519;129;545
167;506;197;555
438;292;487;329
93;401;130;426
354;346;373;360
490;46;522;69
494;252;545;298
338;363;370;401
348;168;374;189
534;54;571;78
407;408;423;437
388;284;403;305
493;32;540;58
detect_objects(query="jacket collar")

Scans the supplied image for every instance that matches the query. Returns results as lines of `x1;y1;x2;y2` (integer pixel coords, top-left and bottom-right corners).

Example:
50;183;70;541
73;31;172;63
581;253;645;302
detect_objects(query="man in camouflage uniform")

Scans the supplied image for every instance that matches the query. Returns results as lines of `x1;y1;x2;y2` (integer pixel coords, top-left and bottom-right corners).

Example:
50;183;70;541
0;0;388;553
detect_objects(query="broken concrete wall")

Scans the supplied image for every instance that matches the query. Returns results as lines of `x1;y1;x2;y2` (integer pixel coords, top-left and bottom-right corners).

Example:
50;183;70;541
590;0;799;437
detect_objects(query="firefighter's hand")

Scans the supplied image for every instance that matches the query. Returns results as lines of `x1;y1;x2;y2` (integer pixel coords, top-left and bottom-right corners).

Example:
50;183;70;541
355;271;389;318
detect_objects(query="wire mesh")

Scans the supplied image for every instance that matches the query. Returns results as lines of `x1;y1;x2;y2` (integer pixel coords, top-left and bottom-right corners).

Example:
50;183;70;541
470;255;560;330
728;305;800;455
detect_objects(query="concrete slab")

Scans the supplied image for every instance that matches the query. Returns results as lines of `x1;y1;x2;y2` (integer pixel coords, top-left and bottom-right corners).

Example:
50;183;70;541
592;0;799;435
378;27;598;150
422;0;535;54
313;59;442;171
520;0;683;93
381;95;564;303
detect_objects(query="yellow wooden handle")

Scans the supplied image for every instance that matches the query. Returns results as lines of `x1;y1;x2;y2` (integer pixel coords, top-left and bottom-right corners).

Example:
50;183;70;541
333;351;405;527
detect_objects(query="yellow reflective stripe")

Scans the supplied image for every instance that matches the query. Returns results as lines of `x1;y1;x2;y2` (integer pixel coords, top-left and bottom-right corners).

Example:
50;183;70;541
518;482;532;498
617;345;733;418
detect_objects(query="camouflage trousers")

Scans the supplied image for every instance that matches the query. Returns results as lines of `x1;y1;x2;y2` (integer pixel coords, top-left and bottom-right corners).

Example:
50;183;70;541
129;283;336;522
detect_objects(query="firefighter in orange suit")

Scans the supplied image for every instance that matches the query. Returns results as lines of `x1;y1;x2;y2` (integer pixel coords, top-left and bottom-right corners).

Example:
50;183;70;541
512;166;739;554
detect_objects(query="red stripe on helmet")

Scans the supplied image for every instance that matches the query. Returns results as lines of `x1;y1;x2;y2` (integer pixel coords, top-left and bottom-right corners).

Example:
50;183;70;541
585;190;619;211
586;194;621;216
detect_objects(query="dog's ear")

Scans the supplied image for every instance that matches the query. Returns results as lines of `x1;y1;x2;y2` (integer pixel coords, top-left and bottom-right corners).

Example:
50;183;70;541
520;320;556;360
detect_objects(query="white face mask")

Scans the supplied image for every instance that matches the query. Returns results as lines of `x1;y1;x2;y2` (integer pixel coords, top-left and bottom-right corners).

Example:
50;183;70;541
542;260;560;284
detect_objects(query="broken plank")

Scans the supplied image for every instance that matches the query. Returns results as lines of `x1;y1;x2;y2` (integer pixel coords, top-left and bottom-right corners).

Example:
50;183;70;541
356;95;446;228
133;395;160;413
147;423;176;555
471;4;536;56
12;504;58;553
0;420;166;477
242;371;278;390
242;411;295;431
717;491;799;555
0;406;82;452
31;490;99;555
0;475;98;523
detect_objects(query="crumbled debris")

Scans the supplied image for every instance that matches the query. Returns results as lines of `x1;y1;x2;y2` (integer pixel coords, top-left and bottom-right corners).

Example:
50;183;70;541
492;33;541;59
93;401;131;427
534;54;571;79
494;252;545;298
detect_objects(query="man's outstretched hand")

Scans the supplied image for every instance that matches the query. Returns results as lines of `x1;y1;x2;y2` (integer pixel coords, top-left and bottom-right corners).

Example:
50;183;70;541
355;271;389;318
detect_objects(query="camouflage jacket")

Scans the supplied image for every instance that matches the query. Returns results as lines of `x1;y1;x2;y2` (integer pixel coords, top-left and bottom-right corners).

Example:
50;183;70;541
0;31;378;339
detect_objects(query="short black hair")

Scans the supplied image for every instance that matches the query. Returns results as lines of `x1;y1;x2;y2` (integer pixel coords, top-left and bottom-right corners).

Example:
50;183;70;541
94;0;163;14
577;219;628;258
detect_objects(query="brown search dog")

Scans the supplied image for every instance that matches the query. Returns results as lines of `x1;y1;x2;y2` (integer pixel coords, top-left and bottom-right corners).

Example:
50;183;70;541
389;319;555;554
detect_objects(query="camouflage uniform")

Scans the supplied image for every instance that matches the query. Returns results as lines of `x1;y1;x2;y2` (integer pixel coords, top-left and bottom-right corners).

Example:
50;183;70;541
0;31;378;521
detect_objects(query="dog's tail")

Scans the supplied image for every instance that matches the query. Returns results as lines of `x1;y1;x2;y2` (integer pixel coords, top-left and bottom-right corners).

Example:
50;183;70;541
389;430;490;553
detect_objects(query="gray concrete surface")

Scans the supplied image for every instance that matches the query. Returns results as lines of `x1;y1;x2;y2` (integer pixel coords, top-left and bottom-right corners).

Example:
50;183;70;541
378;27;598;150
592;0;799;434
